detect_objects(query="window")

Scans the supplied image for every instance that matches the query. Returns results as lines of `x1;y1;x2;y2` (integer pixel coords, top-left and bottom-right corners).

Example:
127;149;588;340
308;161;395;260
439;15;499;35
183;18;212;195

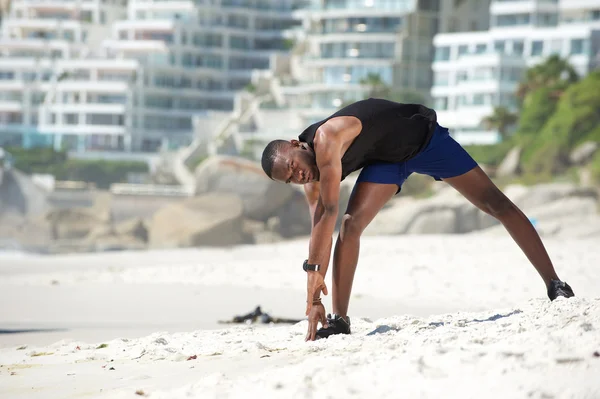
86;114;124;126
434;46;450;61
494;41;505;53
495;13;531;27
64;114;78;125
512;40;524;55
457;44;468;56
434;96;448;110
531;40;543;56
570;39;584;55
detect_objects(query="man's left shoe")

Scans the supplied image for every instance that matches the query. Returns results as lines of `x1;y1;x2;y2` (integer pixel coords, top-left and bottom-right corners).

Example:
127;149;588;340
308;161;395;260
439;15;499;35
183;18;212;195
548;280;575;301
315;314;351;339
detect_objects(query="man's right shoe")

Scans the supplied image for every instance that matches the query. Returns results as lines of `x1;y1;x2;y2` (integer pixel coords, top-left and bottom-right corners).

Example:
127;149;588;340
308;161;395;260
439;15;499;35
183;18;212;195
315;314;351;339
548;279;575;301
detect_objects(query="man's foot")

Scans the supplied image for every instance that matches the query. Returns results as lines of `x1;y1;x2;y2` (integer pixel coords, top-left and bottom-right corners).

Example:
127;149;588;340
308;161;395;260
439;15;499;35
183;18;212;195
315;314;351;339
548;280;575;301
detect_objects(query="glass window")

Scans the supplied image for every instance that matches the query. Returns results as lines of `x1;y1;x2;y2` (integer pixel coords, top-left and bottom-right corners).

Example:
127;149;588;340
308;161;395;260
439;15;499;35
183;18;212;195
570;39;584;55
512;40;524;55
494;40;505;53
434;46;450;61
531;40;544;56
434;96;448;110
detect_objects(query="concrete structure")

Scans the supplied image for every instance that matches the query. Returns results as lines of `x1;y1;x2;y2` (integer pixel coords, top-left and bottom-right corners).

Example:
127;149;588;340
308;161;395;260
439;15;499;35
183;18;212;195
431;0;600;145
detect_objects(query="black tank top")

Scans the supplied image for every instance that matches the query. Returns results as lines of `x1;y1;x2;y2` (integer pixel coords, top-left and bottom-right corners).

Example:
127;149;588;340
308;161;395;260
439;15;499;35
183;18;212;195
298;98;437;181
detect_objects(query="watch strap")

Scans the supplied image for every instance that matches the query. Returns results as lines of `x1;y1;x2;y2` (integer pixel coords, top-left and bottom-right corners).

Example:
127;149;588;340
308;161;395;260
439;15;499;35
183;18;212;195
303;259;321;272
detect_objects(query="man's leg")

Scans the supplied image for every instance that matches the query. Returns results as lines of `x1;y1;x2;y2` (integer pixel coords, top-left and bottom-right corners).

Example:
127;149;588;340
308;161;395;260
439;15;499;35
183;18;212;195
331;182;398;319
442;166;561;289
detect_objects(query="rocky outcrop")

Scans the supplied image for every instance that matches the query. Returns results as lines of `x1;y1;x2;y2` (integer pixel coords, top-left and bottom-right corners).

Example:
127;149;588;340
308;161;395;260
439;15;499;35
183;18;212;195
496;147;521;177
0;168;50;223
569;141;598;166
45;193;112;240
363;182;598;238
148;193;247;248
364;189;498;236
194;155;295;221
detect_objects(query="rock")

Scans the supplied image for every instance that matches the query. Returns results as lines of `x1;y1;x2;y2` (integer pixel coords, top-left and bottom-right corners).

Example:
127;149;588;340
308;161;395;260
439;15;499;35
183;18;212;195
406;209;457;234
0;168;50;223
45;194;112;240
148;193;246;248
365;190;497;235
527;197;598;222
91;235;147;252
503;183;597;212
194;155;295;221
113;218;148;242
275;189;311;238
274;178;354;238
496;147;521;177
569;141;598;165
83;217;149;252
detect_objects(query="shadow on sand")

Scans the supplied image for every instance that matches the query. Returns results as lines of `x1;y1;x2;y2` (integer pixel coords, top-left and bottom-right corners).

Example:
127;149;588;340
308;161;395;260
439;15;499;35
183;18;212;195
366;310;524;336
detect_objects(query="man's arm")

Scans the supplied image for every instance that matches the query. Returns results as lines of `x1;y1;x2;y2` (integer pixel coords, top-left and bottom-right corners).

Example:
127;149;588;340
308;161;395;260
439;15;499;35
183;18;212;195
303;181;320;251
305;120;353;301
303;182;320;232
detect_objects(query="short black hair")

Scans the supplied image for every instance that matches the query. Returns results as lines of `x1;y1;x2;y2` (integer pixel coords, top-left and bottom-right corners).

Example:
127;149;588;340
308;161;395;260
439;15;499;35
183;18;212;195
261;139;288;179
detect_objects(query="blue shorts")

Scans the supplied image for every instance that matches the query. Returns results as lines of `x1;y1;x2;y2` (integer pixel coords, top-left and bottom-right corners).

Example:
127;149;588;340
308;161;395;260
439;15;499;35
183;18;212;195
356;123;478;193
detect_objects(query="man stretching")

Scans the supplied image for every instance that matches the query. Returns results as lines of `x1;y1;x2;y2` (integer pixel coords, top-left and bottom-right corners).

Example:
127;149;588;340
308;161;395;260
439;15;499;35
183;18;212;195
260;98;574;341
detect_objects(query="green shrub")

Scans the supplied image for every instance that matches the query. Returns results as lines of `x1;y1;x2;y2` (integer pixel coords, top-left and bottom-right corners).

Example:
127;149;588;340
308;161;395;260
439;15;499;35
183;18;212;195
462;140;514;167
6;147;149;189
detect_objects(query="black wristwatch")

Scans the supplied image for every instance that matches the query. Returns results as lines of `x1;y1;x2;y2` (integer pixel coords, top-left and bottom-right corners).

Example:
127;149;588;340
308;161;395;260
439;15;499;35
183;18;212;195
303;259;321;272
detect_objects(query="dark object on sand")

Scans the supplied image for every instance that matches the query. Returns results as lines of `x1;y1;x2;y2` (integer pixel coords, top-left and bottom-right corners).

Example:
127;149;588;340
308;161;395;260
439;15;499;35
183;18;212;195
218;306;303;325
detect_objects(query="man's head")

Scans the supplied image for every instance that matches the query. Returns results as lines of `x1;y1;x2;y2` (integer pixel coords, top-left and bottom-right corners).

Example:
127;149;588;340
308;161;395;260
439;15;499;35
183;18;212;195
261;139;320;185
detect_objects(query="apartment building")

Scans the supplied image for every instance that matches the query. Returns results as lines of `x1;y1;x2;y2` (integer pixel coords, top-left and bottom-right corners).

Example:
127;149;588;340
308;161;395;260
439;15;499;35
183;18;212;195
278;0;490;125
228;0;490;153
431;0;600;145
0;0;302;153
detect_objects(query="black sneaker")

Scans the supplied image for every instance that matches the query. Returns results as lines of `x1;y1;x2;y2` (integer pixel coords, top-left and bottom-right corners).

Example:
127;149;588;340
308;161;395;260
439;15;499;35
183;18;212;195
315;314;351;339
548;280;575;301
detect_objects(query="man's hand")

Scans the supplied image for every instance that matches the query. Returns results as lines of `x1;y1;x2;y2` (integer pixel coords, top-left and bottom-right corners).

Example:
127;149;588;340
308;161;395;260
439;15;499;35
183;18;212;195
305;301;328;341
306;271;328;315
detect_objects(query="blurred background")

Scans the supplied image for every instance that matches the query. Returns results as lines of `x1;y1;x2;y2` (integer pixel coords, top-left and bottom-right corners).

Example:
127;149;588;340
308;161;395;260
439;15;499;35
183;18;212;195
1;0;599;255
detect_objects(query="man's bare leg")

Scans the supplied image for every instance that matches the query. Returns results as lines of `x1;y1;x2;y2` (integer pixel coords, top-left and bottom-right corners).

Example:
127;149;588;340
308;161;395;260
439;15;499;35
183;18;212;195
331;182;398;319
443;166;561;288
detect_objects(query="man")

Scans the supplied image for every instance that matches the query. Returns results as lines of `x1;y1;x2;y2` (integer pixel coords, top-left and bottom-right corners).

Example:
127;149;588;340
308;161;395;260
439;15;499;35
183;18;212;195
260;98;574;342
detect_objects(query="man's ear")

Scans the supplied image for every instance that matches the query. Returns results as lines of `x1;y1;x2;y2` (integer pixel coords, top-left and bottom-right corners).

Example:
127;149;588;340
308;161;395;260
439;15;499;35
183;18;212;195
290;139;301;147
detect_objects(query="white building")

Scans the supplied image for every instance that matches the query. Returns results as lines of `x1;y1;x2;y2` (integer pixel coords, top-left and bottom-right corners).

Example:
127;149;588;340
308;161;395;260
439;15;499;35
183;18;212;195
431;0;600;145
0;0;302;153
220;0;490;157
0;0;128;149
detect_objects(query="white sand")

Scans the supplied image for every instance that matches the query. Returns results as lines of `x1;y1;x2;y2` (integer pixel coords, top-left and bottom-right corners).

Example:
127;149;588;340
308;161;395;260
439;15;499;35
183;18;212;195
1;235;599;399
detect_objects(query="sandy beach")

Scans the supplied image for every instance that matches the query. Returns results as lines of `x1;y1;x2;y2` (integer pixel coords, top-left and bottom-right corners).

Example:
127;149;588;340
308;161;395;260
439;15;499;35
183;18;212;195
1;234;599;398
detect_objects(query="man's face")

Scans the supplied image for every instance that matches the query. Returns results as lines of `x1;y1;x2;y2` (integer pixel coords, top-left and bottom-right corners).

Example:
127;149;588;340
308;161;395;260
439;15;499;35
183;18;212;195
270;140;320;185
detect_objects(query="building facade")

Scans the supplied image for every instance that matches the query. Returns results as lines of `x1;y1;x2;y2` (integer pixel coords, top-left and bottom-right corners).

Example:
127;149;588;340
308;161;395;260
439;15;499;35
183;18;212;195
273;0;490;130
0;0;302;153
431;0;600;145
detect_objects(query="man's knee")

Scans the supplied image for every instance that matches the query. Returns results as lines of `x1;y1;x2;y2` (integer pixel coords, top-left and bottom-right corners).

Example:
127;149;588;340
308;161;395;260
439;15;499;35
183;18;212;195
340;214;364;241
482;187;515;218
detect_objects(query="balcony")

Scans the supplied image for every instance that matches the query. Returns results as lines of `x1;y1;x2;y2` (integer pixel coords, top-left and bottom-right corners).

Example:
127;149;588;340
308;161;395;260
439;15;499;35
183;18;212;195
433;51;527;69
491;0;558;15
559;0;600;11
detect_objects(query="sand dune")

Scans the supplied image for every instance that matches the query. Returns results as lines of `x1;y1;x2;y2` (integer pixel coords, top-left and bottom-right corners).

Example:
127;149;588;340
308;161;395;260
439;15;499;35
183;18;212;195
1;235;599;398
